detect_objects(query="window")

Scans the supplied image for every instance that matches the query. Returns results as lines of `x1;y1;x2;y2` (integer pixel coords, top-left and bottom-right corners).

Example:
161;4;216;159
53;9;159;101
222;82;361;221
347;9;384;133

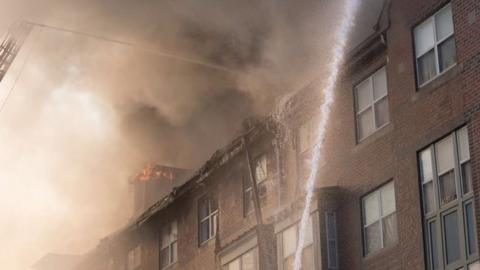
160;221;177;269
326;212;338;269
222;248;258;270
414;3;456;86
127;245;141;270
354;67;389;141
419;127;478;269
198;195;218;245
278;217;315;270
297;117;318;180
362;181;398;255
244;154;268;215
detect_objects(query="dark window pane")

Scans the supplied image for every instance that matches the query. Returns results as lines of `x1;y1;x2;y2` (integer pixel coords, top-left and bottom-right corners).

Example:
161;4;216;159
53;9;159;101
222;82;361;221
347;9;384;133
199;219;210;243
383;213;398;247
424;182;436;213
328;240;338;268
465;203;477;255
244;189;254;214
439;170;457;205
374;97;389;128
444;211;460;264
438;36;456;72
462;162;473;195
429;221;439;270
199;199;209;219
160;247;169;269
365;221;381;254
418;49;437;85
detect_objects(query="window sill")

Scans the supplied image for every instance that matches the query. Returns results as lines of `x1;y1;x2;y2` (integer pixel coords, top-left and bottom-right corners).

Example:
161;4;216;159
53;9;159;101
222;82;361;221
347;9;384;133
355;123;393;149
413;64;461;100
362;242;399;261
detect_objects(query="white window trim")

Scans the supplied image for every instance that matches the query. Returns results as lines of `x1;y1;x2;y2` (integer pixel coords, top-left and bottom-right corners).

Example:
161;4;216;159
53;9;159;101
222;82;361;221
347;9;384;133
199;197;218;245
354;66;390;142
415;3;456;88
362;181;397;256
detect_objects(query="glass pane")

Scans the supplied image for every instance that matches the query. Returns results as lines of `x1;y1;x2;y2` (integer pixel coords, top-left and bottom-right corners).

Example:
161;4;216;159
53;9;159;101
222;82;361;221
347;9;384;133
327;213;336;240
255;155;267;183
242;250;256;270
383;213;398;247
381;182;396;216
160;248;169;269
420;148;434;182
328;240;338;268
199;220;210;243
457;127;470;162
429;221;439;270
171;221;177;240
418;49;437;85
244;190;254;214
444;211;460;264
436;135;454;174
414;18;435;56
227;258;241;270
199;199;209;220
469;261;480;270
439;170;457;205
283;226;297;258
438;36;456;72
365;221;381;254
465;203;477;255
161;228;170;248
363;192;380;225
423;181;436;213
358;108;374;140
435;5;454;41
171;242;177;263
373;68;388;99
374;97;389;128
462;162;473;195
302;245;315;270
355;79;372;112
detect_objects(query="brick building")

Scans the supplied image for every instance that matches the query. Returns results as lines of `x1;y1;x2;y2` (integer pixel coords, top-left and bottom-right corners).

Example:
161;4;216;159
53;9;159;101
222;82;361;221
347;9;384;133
72;0;480;269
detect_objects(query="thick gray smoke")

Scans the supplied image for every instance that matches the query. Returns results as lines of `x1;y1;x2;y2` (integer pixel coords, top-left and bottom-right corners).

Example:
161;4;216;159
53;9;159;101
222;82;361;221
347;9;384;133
0;0;381;269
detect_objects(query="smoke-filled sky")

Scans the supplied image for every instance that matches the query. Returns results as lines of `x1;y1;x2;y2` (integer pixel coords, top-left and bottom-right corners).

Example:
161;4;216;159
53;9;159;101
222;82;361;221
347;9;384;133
0;0;382;269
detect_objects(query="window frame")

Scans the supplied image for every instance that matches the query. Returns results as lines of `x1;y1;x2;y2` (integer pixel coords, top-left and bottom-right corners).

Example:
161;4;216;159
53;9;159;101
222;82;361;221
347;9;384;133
353;66;390;142
418;127;479;270
222;247;259;270
361;181;398;256
159;221;178;269
413;3;457;88
244;154;268;216
198;195;219;246
326;211;339;269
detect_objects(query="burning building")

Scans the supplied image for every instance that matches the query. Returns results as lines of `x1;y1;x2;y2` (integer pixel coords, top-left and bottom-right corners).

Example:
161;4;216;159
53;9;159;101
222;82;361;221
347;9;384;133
41;0;480;269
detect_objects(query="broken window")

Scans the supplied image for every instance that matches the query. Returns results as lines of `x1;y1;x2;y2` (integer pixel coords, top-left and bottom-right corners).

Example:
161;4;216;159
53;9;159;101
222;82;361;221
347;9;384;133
198;195;218;245
244;154;268;215
160;221;177;269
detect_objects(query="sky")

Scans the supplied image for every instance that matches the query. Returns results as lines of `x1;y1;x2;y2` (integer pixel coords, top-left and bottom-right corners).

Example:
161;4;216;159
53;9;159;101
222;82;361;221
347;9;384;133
0;0;382;269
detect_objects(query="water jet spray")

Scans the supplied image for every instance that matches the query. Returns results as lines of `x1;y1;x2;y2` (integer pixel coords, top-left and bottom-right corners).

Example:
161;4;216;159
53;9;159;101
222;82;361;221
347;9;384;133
293;0;360;269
